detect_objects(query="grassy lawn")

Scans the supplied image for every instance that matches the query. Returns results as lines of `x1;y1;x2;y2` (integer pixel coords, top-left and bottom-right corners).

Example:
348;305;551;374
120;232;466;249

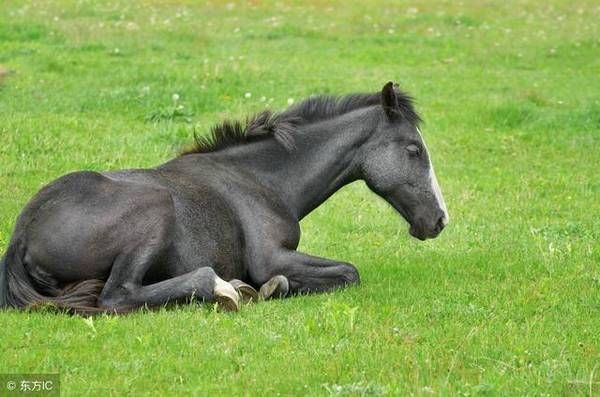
1;0;598;395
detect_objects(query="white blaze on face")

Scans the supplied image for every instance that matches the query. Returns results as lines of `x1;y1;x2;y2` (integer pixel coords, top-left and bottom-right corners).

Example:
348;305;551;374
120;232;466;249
417;127;449;225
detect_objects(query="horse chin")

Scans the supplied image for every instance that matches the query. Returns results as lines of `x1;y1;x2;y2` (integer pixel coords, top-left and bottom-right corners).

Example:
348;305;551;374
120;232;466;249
409;224;427;241
409;223;440;241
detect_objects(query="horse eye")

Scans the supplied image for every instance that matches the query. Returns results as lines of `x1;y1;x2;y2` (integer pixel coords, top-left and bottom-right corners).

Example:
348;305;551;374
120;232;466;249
406;144;421;156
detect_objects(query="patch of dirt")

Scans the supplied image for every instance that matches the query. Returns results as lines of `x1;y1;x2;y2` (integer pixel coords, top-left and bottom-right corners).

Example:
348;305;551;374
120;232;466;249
0;66;13;85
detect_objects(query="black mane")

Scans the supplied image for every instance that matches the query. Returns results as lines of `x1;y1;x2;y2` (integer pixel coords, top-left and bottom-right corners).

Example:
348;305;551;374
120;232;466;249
281;91;421;126
181;89;420;155
181;111;296;155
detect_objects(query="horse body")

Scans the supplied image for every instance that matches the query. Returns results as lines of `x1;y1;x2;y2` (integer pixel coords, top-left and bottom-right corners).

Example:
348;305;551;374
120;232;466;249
0;82;448;313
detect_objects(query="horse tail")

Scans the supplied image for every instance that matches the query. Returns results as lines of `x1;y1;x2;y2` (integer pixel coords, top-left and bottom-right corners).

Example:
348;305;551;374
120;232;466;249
2;239;46;308
0;253;8;308
2;237;106;315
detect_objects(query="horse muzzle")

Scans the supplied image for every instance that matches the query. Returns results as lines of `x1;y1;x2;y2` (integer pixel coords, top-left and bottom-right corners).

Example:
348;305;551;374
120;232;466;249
409;212;448;240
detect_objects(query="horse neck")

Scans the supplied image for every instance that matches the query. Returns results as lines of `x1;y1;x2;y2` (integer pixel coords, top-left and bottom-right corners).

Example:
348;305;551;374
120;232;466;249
215;107;378;220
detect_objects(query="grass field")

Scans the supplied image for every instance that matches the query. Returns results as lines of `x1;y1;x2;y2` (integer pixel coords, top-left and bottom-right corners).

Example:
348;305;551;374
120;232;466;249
1;0;599;395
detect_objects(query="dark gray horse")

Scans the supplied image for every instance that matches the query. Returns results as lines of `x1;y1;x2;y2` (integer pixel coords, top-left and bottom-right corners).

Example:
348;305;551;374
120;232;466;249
0;82;448;314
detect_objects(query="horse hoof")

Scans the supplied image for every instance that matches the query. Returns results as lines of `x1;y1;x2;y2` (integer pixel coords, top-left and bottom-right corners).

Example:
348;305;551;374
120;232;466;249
213;277;240;312
259;275;289;300
229;279;258;304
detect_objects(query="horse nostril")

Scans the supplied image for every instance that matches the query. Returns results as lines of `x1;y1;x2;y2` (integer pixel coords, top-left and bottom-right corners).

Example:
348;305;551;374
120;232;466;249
436;216;446;233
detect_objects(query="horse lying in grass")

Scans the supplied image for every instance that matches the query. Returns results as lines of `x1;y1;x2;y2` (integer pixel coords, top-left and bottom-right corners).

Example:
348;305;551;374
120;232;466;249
0;82;448;314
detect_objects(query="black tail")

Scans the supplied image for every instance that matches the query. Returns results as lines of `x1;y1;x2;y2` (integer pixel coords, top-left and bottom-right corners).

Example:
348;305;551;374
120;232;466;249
0;254;7;308
2;238;106;315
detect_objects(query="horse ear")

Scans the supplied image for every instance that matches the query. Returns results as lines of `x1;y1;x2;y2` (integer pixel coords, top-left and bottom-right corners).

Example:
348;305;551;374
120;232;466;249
381;81;400;119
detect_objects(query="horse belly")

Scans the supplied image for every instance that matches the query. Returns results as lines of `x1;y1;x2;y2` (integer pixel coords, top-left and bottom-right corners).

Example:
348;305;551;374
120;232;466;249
162;192;245;281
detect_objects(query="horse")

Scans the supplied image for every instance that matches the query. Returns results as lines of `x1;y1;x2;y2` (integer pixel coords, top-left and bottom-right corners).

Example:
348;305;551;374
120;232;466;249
0;82;448;314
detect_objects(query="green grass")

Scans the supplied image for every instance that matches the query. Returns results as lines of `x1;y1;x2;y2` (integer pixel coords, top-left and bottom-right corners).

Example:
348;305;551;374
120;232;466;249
1;0;598;395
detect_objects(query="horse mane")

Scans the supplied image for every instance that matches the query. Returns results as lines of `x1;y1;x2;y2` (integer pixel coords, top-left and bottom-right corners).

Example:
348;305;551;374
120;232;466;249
281;91;421;126
180;111;297;155
180;89;420;155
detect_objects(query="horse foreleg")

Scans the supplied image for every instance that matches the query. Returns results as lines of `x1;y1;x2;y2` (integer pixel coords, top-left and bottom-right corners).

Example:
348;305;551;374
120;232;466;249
255;250;360;299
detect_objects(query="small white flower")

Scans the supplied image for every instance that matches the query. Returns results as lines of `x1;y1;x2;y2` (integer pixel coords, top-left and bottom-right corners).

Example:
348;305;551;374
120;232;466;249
260;96;266;102
244;92;252;98
287;98;294;105
172;93;180;102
